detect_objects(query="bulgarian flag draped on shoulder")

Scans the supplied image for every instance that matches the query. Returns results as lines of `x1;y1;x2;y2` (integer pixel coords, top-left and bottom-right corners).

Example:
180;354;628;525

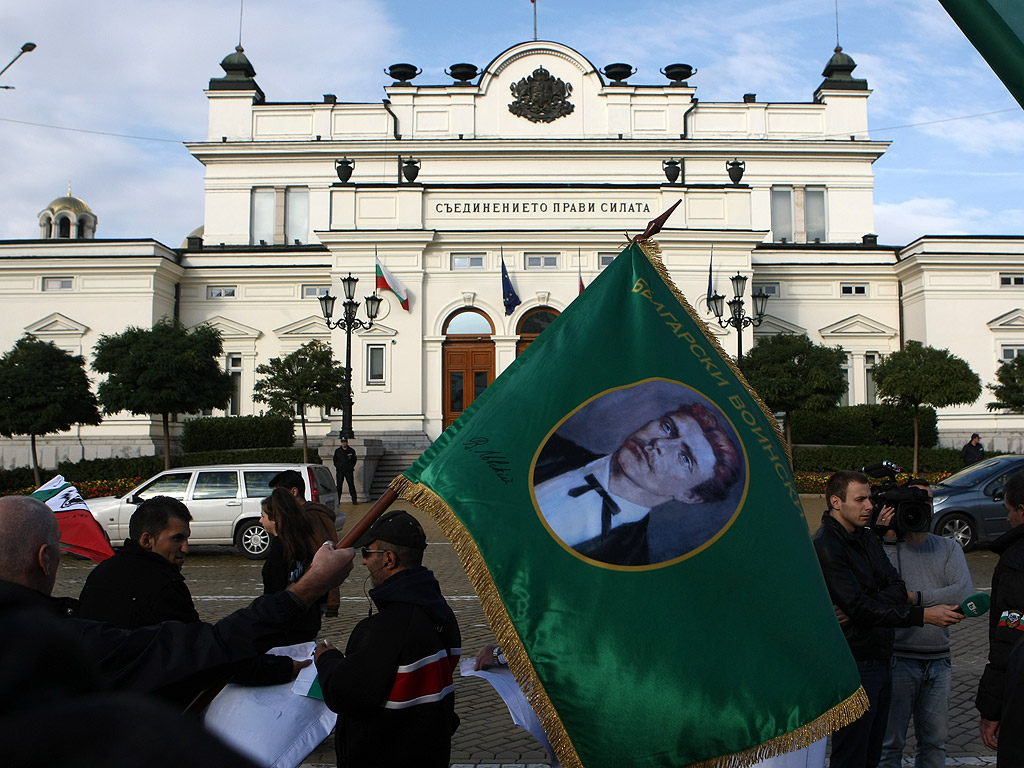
391;207;866;768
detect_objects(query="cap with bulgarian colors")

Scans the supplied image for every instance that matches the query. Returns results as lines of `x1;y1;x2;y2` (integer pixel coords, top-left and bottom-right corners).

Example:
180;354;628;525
355;509;427;550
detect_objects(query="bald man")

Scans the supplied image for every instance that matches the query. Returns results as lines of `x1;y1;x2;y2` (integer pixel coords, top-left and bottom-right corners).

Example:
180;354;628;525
0;495;355;707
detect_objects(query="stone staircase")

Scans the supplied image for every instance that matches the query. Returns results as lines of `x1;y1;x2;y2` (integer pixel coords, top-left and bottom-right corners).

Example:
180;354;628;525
364;431;433;498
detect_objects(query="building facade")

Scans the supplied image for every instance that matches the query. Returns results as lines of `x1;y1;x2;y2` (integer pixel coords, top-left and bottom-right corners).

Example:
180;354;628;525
1;40;1022;469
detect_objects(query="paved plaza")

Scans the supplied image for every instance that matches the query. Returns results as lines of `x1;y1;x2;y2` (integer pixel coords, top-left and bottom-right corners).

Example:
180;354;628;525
52;497;1002;767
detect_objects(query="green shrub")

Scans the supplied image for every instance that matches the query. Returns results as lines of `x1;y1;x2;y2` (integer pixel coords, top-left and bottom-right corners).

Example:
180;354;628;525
793;445;963;474
178;447;311;466
0;466;38;493
791;404;938;448
56;456;164;483
181;414;295;453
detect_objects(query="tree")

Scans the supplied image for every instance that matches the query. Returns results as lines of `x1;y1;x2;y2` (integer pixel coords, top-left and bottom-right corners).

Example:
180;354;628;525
872;340;981;474
252;340;348;462
987;355;1024;413
92;320;233;469
0;335;102;486
741;333;848;463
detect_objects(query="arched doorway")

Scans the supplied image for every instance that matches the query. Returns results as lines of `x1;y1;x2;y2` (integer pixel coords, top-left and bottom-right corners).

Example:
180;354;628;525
442;309;495;428
516;307;560;356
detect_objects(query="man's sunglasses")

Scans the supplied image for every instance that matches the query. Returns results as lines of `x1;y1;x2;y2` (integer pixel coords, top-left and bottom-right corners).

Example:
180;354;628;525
360;547;387;558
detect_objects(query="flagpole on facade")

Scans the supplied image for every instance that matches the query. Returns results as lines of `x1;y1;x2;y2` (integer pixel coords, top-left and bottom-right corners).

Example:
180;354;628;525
533;0;538;41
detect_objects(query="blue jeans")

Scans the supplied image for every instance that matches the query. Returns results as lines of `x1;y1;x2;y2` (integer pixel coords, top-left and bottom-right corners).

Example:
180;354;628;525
831;658;892;768
878;656;951;768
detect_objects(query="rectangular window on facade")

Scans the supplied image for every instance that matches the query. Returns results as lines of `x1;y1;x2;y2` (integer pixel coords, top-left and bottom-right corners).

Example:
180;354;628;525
367;344;386;384
525;252;559;269
598;252;618;269
1000;274;1024;287
284;187;309;245
752;282;780;298
451;253;485;270
840;283;867;297
227;354;243;416
303;285;330;299
805;188;826;242
250;188;275;245
42;277;74;291
1002;346;1024;361
771;188;794;243
207;286;237;299
865;353;878;405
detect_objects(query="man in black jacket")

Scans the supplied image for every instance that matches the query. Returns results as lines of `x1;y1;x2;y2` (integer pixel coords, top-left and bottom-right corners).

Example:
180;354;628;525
0;495;354;707
813;471;961;768
315;510;460;768
333;438;358;504
977;469;1024;756
78;496;200;628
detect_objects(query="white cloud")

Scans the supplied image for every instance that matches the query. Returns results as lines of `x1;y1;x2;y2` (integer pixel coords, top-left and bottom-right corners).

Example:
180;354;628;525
874;197;1024;243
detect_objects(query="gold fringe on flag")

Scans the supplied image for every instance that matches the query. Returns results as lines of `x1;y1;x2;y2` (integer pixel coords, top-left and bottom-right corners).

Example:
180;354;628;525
389;238;870;767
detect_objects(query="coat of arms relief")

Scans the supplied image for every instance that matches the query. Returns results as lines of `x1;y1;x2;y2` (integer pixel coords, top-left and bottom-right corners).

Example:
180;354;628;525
509;66;575;123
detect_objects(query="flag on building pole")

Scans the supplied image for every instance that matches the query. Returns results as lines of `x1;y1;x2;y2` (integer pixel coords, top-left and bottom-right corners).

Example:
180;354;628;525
501;251;522;316
578;248;585;295
939;0;1024;110
31;475;114;563
392;239;866;768
706;244;715;304
375;256;410;311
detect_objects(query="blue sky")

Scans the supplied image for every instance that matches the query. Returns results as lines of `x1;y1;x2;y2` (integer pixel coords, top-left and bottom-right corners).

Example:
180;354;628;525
1;0;1021;246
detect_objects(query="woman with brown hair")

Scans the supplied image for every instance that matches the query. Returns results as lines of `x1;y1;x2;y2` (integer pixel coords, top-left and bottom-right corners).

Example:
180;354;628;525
260;487;325;641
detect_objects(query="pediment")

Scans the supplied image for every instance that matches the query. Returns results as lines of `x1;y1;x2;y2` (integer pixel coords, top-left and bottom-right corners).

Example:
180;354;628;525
358;323;397;338
194;315;261;340
987;308;1024;330
25;312;89;337
273;316;331;339
753;315;807;336
819;314;897;339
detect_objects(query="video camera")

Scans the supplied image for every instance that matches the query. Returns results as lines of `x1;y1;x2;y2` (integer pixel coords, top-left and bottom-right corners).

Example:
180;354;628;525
861;461;933;536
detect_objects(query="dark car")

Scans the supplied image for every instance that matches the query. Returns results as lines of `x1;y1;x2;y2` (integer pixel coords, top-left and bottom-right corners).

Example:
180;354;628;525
930;455;1024;550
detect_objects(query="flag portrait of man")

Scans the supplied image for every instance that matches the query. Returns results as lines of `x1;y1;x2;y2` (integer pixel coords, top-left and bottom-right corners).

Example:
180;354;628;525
532;378;745;568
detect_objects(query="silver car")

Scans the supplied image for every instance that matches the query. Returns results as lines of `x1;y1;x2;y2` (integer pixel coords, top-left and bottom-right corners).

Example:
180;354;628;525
87;463;343;559
930;455;1024;550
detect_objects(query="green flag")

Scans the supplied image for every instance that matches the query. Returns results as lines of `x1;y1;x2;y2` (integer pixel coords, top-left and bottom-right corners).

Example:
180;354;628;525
393;241;866;768
939;0;1024;110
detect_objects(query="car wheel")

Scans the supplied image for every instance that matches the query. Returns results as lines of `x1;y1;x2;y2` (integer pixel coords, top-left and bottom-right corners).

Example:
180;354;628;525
935;513;977;551
235;520;271;559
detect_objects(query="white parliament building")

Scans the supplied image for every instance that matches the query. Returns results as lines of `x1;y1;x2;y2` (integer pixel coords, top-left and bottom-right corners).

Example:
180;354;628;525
2;39;1023;480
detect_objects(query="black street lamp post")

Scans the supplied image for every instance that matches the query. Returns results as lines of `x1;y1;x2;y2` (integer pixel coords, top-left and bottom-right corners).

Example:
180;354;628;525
318;272;382;439
708;272;769;371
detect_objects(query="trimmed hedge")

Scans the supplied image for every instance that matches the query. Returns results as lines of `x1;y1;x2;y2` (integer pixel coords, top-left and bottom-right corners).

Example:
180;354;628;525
790;404;938;448
181;414;295;453
0;447;318;493
792;445;964;474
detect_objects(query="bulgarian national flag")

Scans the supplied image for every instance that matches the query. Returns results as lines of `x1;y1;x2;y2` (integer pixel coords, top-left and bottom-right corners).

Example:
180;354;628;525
392;239;866;768
375;257;410;311
939;0;1024;109
31;475;114;563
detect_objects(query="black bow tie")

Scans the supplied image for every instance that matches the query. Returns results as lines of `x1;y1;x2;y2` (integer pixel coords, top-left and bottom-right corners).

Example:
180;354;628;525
568;473;621;536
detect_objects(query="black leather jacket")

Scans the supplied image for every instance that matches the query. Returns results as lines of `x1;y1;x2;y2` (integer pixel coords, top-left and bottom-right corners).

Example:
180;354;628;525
976;523;1024;721
813;513;924;660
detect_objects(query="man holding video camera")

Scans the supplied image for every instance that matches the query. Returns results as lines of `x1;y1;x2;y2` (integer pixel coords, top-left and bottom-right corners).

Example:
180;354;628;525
814;470;963;768
878;478;973;768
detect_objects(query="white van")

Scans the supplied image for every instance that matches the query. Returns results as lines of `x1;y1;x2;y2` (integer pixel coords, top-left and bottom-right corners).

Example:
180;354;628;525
86;463;342;559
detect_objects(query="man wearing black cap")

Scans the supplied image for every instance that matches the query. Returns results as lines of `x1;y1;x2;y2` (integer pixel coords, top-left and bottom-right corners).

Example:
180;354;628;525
314;509;460;768
961;433;984;467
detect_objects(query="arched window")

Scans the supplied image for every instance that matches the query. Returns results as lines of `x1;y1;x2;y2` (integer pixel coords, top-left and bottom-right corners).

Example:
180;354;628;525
443;309;495;336
58;217;71;238
516;307;560;356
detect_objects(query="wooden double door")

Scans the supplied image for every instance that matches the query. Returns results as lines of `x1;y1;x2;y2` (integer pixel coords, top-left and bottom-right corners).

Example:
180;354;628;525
442;340;495;429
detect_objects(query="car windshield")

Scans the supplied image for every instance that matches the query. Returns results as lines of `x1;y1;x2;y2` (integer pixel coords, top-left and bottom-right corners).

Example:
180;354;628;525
936;459;1008;489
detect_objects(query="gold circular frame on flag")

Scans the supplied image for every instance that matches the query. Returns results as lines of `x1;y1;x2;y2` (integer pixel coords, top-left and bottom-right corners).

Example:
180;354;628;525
530;378;749;570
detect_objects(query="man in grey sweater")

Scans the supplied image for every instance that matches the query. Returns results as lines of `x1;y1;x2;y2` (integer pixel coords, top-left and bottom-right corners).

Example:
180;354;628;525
879;479;973;768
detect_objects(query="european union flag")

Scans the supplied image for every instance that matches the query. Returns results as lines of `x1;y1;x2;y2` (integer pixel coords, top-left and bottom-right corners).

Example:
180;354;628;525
501;256;522;315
